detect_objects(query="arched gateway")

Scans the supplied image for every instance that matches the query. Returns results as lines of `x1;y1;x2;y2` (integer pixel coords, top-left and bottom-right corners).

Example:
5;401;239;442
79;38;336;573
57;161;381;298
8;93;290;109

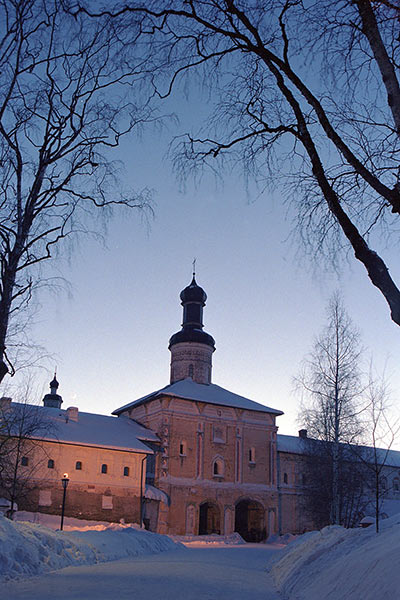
199;502;221;535
235;499;266;542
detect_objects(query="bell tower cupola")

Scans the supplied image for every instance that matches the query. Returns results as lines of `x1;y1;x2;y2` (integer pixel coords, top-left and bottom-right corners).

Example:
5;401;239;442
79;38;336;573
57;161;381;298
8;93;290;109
43;373;63;409
169;272;215;384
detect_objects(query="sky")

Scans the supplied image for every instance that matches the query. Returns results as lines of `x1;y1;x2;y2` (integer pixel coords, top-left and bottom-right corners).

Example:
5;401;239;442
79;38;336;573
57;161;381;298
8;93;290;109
5;86;400;447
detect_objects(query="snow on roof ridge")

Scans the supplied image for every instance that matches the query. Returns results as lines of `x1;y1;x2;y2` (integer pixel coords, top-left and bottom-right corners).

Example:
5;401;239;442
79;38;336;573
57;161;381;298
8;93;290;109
113;377;283;416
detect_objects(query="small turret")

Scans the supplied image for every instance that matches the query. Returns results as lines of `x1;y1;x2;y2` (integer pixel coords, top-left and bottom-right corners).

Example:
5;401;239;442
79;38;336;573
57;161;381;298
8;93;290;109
43;373;63;409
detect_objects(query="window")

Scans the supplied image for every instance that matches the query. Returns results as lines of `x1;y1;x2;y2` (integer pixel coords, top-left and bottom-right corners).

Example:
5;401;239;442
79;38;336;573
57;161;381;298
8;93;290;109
75;461;82;470
212;458;224;478
393;478;400;492
380;476;387;491
249;447;256;463
101;463;108;474
179;441;187;456
283;472;288;484
47;459;54;469
21;456;29;466
188;364;194;378
123;466;130;477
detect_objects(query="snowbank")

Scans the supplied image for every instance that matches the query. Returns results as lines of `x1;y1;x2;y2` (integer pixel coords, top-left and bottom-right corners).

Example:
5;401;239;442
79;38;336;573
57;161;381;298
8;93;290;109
171;532;245;545
0;513;181;582
270;513;400;600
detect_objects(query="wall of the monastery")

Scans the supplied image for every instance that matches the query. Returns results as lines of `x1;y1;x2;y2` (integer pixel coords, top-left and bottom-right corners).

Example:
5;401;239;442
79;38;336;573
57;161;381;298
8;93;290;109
128;396;277;487
157;482;279;537
127;395;280;537
22;485;142;523
277;451;315;534
12;440;147;523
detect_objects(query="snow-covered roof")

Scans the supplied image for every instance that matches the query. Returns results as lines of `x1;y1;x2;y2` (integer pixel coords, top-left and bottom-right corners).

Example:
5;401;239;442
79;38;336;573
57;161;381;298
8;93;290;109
277;433;400;467
4;403;158;453
277;434;307;454
112;378;283;416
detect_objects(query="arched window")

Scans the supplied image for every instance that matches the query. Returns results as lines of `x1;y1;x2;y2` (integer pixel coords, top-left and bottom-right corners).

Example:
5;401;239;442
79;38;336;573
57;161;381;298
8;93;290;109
249;447;256;463
123;466;129;477
47;459;54;469
101;463;108;474
188;364;194;378
179;441;187;456
212;457;224;478
393;477;400;492
75;461;82;470
380;476;387;490
283;472;288;484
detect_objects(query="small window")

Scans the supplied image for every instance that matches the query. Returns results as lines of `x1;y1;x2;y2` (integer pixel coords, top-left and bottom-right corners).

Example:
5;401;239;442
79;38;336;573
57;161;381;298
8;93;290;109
101;463;108;474
188;364;194;378
283;472;288;484
75;461;82;470
47;459;54;469
213;458;224;477
21;456;29;466
123;466;129;477
393;478;400;491
249;447;255;463
380;476;387;490
179;441;187;456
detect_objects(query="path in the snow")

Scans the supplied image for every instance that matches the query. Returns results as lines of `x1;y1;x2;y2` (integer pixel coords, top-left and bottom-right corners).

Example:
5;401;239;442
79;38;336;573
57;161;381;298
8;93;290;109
3;543;282;600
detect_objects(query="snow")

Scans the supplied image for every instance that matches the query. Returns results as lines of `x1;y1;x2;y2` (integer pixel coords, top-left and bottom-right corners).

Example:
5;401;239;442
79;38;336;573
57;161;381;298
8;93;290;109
170;532;246;545
2;543;281;600
3;508;400;599
8;402;159;452
269;513;400;600
113;377;283;415
0;512;181;582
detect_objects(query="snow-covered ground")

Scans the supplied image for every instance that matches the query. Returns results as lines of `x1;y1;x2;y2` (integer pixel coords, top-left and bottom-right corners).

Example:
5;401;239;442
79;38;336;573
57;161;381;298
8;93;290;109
2;543;281;600
270;513;400;600
3;510;400;599
0;512;181;582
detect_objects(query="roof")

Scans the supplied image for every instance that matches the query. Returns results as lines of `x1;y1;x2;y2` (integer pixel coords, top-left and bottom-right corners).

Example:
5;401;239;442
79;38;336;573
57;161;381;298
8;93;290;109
277;434;400;466
3;403;158;453
113;377;283;416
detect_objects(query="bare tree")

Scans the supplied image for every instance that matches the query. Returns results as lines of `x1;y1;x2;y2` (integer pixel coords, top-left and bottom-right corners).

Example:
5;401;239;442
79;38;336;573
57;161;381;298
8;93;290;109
0;0;154;383
0;388;53;518
297;293;365;525
299;439;370;529
80;0;400;326
351;372;399;533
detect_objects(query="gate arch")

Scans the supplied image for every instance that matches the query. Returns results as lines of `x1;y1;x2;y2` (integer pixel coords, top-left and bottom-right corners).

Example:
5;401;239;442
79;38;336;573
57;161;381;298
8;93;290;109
199;501;221;535
234;499;266;542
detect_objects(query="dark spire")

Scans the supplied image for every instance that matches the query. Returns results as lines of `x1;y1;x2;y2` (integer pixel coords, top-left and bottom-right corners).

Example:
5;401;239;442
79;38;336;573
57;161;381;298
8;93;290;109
43;373;63;409
169;274;215;349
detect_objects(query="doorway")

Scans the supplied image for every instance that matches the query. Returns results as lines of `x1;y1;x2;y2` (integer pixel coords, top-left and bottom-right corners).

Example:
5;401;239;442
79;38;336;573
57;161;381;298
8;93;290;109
199;502;221;535
234;499;266;542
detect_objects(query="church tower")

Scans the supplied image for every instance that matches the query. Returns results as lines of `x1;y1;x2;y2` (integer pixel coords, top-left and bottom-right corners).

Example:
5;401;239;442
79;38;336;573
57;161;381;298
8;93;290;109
169;274;215;384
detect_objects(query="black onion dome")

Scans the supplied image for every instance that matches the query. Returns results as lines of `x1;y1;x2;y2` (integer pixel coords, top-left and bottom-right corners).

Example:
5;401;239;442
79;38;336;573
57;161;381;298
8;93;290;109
180;276;207;304
169;274;215;350
50;375;59;390
169;328;215;349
